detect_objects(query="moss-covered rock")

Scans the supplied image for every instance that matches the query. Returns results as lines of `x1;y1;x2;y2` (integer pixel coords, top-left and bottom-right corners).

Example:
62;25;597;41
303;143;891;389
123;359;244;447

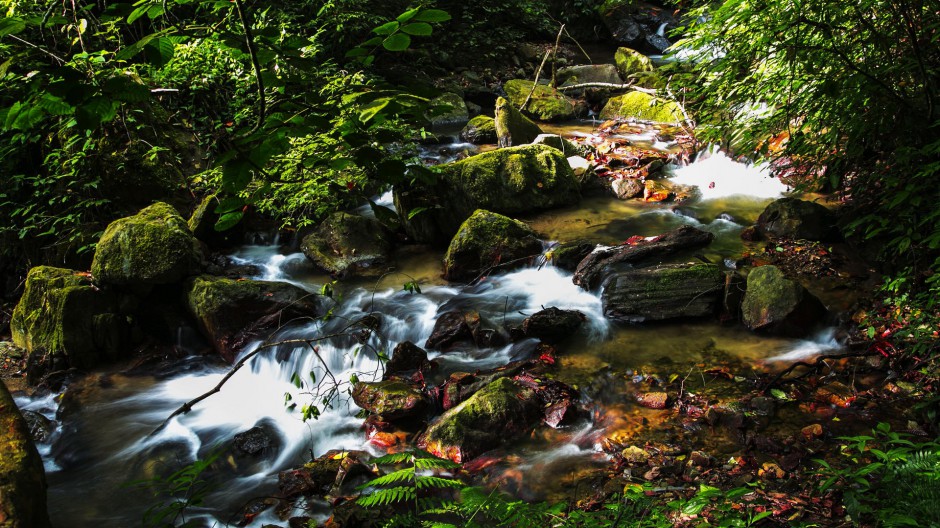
494;97;543;147
396;144;580;245
756;198;839;241
558;64;623;87
503;79;579;122
0;381;52;528
423;377;542;463
599;91;683;123
300;212;393;278
550;240;596;272
427;92;469;127
443;210;543;282
532;134;584;156
614;47;654;80
352;380;428;419
10;266;133;374
92;202;203;287
602;263;723;322
460;115;498;144
741;265;828;337
188;194;243;249
183;275;320;363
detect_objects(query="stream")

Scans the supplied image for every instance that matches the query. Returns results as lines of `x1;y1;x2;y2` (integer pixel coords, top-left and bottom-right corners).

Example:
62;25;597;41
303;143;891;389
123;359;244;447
15;121;844;527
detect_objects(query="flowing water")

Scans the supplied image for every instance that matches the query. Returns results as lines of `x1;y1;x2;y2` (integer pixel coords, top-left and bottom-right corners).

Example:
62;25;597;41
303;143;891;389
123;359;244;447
15;123;845;527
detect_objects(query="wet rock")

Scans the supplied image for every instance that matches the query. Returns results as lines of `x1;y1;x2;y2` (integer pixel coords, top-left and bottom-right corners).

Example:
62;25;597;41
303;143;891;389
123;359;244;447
278;450;372;499
748;396;777;416
423;377;542;462
601;2;678;54
460;115;497;144
503;79;580;122
325;498;389;528
11;266;135;374
814;381;855;408
233;426;275;456
443;209;543;282
0;381;52;528
558;64;623;100
801;423;824;440
568;155;592;182
494;96;543;147
611;177;644;199
21;411;54;444
603;263;723;322
427;92;469;127
521;307;585;344
574;225;715;289
183;275;320;363
352;380;428;419
635;391;669;409
188;194;243;249
756;197;839;242
426;311;479;350
300;212;393;278
395;144;579;245
720;271;746;324
621;445;651;464
740;225;762;241
550;241;596;272
383;341;432;380
599;91;683;123
614;47;654;81
235;498;276;527
532;134;584;156
741;265;828;337
92;202;203;287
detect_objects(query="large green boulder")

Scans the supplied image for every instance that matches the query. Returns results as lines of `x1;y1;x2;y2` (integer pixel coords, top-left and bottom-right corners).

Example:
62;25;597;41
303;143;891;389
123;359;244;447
423;377;542;463
599;91;683;123
427;92;469;127
351;380;428;419
494;97;543;147
395;144;580;245
503;79;579;122
558;64;622;86
10;266;133;374
92;202;203;287
187;194;243;248
300;212;393;278
756;198;839;241
741;265;828;337
443;210;543;282
614;47;654;80
460;115;497;144
602;263;723;322
0;381;52;528
184;275;320;363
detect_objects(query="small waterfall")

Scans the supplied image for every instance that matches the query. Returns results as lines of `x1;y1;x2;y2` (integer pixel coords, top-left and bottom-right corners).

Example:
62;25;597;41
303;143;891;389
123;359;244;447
656;22;669;37
667;146;788;200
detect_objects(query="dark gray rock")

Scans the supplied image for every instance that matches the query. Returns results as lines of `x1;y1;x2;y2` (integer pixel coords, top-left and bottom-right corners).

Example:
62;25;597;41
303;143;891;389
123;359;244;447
602;263;723;322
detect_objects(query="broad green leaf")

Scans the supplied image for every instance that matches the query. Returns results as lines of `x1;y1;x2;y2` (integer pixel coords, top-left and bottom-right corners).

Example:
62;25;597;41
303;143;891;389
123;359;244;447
222;159;253;193
382;33;411;52
373;21;399;36
770;388;787;400
0;17;27;36
144;37;175;67
407;206;429;220
214;210;243;231
396;7;420;23
359;98;391;123
401;23;432;36
345;47;369;58
126;5;151;24
413;9;451;23
214;196;244;214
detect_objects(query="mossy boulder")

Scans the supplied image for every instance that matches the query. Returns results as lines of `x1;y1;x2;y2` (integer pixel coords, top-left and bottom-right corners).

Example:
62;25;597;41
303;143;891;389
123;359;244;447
741;265;828;337
427;92;469;127
423;377;542;463
188;194;243;249
602;263;723;322
503;79;579;122
443;210;543;281
494;97;543;147
0;381;52;528
550;240;596;272
599;91;683;123
183;275;320;363
352;380;428;419
396;144;580;245
614;47;653;80
756;198;839;241
10;266;133;375
531;134;584;156
300;212;393;278
460;115;497;144
558;64;623;86
91;202;203;287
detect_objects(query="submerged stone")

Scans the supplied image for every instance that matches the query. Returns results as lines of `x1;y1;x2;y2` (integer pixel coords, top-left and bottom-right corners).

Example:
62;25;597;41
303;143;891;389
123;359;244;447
443;210;543;282
300;212;393;278
602;263;723;322
91;202;203;287
0;381;52;528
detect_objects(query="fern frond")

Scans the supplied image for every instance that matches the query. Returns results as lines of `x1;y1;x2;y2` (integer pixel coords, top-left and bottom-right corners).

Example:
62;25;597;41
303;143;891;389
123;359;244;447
364;468;416;488
416;476;463;490
372;452;417;465
414;457;460;470
357;485;418;507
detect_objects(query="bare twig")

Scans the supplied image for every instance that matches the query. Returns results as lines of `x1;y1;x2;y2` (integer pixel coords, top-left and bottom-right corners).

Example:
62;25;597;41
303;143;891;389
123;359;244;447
521;50;552;112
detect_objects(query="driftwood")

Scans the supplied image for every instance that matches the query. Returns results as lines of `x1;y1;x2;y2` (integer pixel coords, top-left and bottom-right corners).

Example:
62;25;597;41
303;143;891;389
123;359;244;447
572;225;715;290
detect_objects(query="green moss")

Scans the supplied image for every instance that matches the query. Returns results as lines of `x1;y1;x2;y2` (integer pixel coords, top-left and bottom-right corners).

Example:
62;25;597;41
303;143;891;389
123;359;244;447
503;80;577;121
427;92;469;126
300;212;392;277
494;97;543;146
443;209;543;281
614;47;654;80
426;377;535;446
460;115;497;144
352;380;427;417
599;91;683;123
742;265;802;321
92;202;202;286
0;381;51;528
